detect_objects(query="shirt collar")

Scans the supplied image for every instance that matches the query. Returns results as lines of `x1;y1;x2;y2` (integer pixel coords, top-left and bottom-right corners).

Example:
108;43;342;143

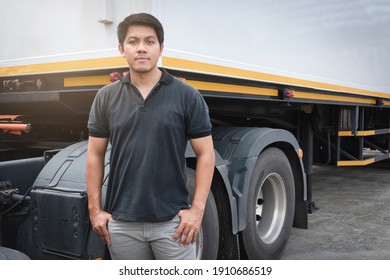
120;67;173;85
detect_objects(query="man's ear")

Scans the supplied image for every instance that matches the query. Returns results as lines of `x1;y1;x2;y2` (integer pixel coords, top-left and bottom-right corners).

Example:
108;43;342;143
160;42;164;57
118;43;125;57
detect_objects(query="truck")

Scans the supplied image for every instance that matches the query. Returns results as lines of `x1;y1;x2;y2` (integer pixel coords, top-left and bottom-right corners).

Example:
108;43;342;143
1;0;389;260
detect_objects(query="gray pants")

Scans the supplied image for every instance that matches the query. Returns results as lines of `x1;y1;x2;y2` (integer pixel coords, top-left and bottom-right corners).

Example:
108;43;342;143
107;215;196;260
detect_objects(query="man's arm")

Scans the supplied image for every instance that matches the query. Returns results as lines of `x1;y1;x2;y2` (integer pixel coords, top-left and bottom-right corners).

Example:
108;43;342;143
86;136;112;245
173;135;215;246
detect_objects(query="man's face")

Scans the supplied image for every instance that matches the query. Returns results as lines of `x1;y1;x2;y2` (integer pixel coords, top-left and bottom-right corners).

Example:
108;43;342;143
118;25;163;74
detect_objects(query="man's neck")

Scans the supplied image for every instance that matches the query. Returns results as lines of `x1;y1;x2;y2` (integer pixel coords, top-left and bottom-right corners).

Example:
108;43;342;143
130;67;162;90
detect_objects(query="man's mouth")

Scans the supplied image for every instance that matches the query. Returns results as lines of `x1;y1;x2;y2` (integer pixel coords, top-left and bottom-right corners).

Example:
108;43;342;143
135;57;149;61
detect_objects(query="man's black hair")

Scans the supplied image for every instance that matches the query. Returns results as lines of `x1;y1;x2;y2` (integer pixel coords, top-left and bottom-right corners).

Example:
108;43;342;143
117;13;164;46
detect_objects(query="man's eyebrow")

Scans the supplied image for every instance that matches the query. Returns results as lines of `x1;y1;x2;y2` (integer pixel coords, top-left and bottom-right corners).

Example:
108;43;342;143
126;35;157;40
126;36;138;40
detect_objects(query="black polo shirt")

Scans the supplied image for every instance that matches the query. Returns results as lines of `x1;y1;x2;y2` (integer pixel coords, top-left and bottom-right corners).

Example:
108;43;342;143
88;68;212;222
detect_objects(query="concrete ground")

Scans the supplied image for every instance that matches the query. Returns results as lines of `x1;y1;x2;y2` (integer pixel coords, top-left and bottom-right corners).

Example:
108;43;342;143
282;160;390;260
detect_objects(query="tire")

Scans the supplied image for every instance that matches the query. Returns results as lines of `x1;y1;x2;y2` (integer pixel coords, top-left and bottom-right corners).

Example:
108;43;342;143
241;147;295;259
0;246;30;260
186;168;219;259
212;173;240;260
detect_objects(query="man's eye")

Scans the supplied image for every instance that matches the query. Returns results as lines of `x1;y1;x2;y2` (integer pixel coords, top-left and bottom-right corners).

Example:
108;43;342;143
147;40;155;45
128;40;137;45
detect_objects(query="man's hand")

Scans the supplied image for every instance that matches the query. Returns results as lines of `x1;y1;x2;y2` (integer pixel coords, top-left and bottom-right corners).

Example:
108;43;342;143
173;206;204;247
90;210;112;245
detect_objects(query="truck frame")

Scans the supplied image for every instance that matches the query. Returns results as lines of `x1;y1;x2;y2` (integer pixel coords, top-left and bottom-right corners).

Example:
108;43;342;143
1;0;389;259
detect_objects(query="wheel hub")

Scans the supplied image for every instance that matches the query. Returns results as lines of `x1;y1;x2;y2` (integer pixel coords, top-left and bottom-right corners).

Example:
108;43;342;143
255;173;287;244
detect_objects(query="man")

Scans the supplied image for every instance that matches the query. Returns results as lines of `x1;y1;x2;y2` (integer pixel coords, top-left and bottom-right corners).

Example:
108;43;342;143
86;13;215;260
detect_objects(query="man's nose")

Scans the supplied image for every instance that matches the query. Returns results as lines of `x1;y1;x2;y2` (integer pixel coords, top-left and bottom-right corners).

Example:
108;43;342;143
137;41;147;52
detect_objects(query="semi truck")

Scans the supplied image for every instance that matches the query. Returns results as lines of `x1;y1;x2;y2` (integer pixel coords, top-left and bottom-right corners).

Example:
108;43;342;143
1;0;389;260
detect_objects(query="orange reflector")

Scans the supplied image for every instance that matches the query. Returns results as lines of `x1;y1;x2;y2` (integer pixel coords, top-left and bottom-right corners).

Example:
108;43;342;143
298;149;303;159
109;72;121;83
376;99;384;106
283;88;294;99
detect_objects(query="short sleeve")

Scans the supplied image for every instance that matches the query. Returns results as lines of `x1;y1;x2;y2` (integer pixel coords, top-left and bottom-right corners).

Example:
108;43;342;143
185;90;212;139
87;89;110;138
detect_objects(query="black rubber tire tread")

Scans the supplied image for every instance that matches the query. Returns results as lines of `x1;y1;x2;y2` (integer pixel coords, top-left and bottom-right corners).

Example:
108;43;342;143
0;246;30;260
211;172;240;260
241;147;295;259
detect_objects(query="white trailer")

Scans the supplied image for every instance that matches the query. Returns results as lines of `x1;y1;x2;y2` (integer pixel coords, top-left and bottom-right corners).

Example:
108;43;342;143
1;0;390;259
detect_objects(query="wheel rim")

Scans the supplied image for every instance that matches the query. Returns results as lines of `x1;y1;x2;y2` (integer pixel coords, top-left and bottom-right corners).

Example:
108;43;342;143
195;227;203;259
255;173;287;244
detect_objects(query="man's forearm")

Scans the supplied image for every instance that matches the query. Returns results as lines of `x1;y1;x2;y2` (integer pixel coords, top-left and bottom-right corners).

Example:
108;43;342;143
86;153;105;213
191;151;215;211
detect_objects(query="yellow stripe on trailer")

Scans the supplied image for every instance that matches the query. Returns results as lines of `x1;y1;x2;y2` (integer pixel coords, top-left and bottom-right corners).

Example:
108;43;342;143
337;154;390;166
339;129;390;137
293;91;376;106
64;75;110;87
3;55;390;104
162;56;390;99
0;57;128;76
337;158;376;166
63;75;279;97
185;80;278;97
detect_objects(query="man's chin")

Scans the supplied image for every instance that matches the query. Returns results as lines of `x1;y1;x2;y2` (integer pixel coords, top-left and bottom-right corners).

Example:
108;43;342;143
132;66;153;74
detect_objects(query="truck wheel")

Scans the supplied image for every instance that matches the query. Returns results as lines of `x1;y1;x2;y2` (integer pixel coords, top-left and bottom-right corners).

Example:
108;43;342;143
0;246;30;260
186;168;219;259
241;147;295;259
